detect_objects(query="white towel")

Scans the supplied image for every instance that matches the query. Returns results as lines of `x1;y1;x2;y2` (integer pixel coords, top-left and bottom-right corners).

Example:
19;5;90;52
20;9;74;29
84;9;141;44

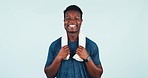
61;32;86;62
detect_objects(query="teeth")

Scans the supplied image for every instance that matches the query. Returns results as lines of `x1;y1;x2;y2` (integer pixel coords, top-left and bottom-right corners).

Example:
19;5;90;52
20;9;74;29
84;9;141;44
69;25;76;27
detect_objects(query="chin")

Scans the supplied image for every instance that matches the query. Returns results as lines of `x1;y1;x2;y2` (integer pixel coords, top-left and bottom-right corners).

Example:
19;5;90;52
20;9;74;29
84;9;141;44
67;31;79;34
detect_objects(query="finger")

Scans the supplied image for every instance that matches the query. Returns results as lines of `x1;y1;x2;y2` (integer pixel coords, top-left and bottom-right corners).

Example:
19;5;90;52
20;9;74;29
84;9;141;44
77;46;83;51
68;51;70;54
76;49;81;54
76;48;81;52
65;47;70;51
63;45;70;50
78;46;84;48
63;45;68;48
65;46;70;50
77;46;81;50
77;47;84;51
76;51;82;56
66;49;70;53
76;51;80;55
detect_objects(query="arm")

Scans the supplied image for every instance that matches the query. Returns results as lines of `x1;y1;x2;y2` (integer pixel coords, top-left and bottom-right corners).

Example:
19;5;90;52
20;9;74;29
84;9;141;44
44;56;62;78
85;59;103;78
76;46;103;78
44;45;70;78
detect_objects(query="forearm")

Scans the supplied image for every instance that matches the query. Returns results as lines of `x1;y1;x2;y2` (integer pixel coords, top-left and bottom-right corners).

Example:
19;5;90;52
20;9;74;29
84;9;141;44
44;56;62;78
85;60;103;78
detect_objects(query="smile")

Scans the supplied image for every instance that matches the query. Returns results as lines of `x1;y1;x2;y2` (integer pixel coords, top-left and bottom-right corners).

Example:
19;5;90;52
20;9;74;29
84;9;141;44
68;25;77;27
67;24;78;29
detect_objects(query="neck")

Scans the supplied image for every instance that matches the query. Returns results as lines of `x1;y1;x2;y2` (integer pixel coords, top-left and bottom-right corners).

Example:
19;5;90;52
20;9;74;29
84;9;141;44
67;32;79;42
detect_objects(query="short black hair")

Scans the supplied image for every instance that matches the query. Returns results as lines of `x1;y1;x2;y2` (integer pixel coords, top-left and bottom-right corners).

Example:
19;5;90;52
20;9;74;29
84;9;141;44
64;5;83;19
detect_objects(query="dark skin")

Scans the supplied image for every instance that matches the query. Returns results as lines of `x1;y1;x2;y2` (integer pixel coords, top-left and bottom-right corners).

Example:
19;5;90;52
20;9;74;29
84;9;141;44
44;10;103;78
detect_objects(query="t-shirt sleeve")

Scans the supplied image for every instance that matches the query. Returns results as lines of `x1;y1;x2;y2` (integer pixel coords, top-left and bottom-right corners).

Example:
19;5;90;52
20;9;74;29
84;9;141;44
45;43;55;68
91;43;101;66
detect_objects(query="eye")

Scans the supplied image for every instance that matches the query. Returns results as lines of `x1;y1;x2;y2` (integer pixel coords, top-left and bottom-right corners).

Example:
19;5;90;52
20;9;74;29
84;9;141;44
75;17;81;20
65;17;71;21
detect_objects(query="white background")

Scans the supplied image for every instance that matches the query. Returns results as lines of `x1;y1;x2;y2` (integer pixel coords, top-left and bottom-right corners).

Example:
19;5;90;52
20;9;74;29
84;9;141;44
0;0;148;78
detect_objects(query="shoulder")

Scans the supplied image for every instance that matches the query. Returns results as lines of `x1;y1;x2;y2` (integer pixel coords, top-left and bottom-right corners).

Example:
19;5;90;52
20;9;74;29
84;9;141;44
86;37;98;48
50;37;61;48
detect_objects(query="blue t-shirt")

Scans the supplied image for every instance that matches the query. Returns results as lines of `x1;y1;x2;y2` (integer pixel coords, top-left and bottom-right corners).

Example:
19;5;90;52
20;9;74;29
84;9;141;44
45;37;101;78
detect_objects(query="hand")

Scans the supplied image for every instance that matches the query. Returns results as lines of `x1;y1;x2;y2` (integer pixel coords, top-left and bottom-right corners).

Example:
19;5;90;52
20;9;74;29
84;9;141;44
57;45;70;60
76;46;89;60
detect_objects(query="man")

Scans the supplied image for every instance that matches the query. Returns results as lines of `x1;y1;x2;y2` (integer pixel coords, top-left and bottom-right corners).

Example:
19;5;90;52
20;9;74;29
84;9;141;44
44;5;103;78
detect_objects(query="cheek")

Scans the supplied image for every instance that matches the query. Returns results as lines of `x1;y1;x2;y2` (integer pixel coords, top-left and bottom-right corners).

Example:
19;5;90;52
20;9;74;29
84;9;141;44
64;20;69;23
77;21;82;25
64;21;67;25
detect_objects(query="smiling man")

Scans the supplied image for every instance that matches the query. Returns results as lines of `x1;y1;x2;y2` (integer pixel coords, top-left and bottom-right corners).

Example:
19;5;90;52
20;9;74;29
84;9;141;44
44;5;103;78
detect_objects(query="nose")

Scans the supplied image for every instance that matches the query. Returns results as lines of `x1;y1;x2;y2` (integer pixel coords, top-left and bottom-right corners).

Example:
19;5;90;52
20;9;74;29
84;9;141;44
68;19;77;25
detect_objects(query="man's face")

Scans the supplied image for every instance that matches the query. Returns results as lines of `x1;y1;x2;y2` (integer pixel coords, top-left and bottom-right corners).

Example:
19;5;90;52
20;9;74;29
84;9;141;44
64;10;82;33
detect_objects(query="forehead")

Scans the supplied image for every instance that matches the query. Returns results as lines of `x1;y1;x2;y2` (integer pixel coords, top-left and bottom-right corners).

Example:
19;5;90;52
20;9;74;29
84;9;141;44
65;10;81;16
